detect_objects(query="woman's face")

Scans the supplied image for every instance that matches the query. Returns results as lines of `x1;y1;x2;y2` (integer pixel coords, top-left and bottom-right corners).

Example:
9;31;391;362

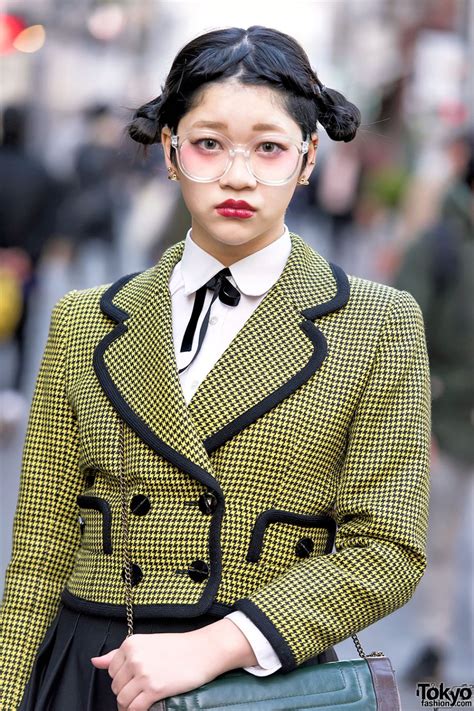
161;80;318;264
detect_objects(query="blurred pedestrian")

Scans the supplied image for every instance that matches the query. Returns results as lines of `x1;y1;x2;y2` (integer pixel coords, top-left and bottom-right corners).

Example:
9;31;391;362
54;103;129;287
0;105;62;391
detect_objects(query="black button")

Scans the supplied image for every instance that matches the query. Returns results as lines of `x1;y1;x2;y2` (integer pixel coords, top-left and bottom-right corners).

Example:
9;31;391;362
84;472;96;489
78;515;85;535
121;563;143;587
187;560;209;583
130;494;151;516
295;537;314;558
198;491;218;515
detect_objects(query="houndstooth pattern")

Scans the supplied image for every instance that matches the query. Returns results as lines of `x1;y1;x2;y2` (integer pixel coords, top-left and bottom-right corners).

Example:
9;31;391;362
0;232;431;707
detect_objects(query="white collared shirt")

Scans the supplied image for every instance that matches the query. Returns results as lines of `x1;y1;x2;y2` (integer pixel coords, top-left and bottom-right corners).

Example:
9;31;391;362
169;225;291;675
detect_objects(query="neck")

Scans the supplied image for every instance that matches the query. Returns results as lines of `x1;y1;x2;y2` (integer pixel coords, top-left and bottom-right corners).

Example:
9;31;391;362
189;220;285;266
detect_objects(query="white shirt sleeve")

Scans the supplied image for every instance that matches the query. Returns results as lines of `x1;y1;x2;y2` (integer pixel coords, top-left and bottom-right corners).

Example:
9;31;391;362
225;611;282;676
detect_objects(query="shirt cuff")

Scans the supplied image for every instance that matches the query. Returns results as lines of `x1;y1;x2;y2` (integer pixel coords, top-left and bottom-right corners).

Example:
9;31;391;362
225;610;282;676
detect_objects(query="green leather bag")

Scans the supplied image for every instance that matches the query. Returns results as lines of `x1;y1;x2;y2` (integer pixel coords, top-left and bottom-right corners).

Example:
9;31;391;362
149;648;401;711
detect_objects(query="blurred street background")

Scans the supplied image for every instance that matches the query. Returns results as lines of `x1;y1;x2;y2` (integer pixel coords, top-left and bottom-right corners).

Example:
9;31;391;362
1;1;473;709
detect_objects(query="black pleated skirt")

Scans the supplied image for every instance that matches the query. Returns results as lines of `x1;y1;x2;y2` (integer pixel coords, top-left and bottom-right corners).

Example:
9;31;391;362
19;602;338;711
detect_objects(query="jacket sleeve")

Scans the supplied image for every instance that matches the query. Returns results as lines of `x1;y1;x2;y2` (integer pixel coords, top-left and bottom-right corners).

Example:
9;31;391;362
0;290;83;710
234;289;431;672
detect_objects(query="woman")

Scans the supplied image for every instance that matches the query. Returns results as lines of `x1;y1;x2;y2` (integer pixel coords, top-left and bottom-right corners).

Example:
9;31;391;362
0;25;431;711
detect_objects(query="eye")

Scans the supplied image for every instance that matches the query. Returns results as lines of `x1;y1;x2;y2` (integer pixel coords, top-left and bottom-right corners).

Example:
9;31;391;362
257;141;285;155
194;138;222;151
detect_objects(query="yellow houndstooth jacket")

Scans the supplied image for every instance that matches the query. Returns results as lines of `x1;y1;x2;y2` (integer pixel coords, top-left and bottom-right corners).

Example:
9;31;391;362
0;232;431;709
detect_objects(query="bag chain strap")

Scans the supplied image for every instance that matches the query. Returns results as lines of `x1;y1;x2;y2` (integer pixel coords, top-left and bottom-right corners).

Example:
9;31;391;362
351;632;385;659
118;419;384;658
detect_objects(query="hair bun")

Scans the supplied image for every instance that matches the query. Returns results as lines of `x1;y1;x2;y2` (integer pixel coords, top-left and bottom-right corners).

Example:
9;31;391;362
128;96;163;145
314;86;361;143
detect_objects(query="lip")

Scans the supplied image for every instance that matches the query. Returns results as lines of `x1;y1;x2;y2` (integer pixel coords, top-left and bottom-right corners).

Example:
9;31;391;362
216;199;256;211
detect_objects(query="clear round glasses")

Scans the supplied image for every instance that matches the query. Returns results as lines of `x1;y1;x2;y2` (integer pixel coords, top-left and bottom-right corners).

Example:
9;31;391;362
170;129;310;186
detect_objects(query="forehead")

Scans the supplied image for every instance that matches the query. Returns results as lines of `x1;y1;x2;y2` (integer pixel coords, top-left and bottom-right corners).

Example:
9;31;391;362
178;80;300;137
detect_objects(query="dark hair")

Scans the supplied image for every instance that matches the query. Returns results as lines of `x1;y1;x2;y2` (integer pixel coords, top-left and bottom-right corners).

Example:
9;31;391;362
128;26;361;169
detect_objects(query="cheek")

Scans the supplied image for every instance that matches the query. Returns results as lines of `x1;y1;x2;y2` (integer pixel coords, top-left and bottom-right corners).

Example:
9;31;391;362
179;182;213;213
261;185;297;213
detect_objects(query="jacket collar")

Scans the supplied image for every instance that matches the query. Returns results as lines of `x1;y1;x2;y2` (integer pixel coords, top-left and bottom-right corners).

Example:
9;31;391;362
175;224;291;297
94;232;350;488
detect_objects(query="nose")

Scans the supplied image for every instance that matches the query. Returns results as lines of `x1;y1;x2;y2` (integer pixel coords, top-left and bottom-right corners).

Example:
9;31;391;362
219;148;257;190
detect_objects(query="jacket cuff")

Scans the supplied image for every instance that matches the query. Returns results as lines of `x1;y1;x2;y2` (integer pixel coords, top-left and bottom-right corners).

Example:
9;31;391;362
233;598;297;672
225;610;282;675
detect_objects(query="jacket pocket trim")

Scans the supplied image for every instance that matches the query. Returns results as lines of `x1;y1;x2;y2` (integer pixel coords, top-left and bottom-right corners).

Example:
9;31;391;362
247;508;336;563
77;495;113;555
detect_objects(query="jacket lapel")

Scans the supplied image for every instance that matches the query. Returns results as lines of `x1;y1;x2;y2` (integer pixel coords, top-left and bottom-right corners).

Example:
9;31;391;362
93;232;349;482
93;239;221;490
188;233;350;451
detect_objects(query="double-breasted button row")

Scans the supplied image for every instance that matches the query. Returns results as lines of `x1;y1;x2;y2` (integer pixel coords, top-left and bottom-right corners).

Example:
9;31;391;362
129;492;218;517
120;559;210;588
176;493;214;585
119;538;308;588
110;490;212;588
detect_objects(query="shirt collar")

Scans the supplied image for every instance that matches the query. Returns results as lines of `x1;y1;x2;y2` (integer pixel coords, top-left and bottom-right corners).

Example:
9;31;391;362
171;225;292;297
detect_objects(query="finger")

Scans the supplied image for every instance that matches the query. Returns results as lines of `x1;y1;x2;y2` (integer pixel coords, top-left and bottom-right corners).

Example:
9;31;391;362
90;649;118;669
133;691;162;711
116;677;145;710
108;647;126;678
110;659;134;698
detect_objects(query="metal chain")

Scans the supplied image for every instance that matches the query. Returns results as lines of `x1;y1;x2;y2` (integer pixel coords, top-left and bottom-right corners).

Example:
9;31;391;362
351;633;367;658
119;422;166;711
119;418;134;637
351;633;385;658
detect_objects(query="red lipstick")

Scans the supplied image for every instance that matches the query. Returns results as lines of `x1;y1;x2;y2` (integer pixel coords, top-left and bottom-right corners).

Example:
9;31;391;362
216;199;256;219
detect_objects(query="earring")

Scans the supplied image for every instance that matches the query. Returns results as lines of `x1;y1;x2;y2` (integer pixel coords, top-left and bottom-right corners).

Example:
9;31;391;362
298;176;309;185
167;167;179;181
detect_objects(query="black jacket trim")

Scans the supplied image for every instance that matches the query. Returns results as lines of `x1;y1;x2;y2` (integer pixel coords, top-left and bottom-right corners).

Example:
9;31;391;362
61;587;231;620
233;598;297;673
203;263;350;454
93;274;225;617
77;495;113;555
301;263;350;320
247;509;337;563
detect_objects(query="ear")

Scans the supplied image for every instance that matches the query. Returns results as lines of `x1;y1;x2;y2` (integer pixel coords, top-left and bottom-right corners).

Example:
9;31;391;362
161;126;173;168
299;132;319;182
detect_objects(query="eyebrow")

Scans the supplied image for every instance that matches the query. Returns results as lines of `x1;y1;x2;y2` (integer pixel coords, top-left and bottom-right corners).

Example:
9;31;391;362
191;120;286;132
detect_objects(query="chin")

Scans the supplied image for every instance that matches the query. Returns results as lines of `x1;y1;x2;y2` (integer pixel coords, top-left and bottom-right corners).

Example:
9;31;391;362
208;222;261;243
213;234;257;248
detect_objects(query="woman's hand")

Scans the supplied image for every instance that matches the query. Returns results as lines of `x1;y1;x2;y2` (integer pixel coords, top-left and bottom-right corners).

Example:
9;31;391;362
90;618;258;710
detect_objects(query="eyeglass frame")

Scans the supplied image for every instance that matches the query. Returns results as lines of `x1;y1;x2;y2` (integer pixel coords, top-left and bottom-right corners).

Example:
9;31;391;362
170;129;310;186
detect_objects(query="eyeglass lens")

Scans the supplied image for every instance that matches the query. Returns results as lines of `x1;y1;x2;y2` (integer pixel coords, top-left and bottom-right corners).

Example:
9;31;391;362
177;131;304;183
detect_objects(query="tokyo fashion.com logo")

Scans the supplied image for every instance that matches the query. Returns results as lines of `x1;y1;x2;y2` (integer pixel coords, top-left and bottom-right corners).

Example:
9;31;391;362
416;682;473;707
